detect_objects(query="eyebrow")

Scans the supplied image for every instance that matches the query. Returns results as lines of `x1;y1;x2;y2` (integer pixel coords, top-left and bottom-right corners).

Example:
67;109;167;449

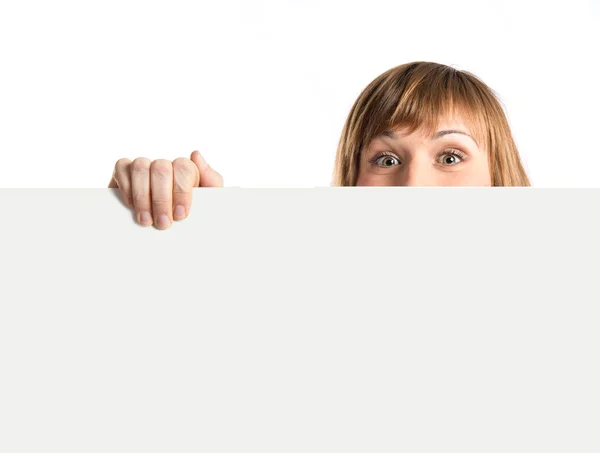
434;130;475;141
380;129;478;145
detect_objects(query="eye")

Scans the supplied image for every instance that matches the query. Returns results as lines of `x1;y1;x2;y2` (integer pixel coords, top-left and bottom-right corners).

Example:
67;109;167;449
371;152;400;168
437;149;467;166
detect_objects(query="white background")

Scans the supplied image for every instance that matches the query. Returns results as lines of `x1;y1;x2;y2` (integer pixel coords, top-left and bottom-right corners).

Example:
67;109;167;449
1;0;599;188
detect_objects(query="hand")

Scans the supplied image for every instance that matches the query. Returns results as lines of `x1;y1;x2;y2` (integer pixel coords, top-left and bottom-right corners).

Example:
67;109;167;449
109;151;223;229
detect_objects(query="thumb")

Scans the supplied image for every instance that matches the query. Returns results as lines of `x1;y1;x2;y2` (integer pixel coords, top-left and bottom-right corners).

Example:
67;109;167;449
190;151;224;187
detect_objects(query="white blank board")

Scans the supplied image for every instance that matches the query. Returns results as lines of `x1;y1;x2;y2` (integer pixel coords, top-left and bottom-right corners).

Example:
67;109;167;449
1;188;599;452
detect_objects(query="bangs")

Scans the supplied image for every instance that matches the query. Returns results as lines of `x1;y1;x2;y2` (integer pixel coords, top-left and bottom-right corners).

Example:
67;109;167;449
334;61;530;186
357;62;494;151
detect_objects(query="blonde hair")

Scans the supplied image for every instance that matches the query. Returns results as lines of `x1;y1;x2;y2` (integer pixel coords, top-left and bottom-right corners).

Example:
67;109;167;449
333;61;530;186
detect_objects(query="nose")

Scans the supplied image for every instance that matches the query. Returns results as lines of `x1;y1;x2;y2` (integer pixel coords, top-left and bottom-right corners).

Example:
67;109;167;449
400;162;436;187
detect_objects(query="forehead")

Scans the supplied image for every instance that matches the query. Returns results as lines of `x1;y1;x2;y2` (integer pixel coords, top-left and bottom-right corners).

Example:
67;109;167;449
383;108;486;147
389;113;473;138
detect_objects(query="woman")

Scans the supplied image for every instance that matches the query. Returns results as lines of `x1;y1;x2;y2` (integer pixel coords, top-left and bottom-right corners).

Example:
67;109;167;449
109;61;530;229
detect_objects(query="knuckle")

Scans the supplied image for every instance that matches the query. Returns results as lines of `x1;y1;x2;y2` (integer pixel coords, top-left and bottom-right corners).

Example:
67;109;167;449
131;157;151;172
151;159;173;179
173;159;197;192
115;158;131;169
151;159;172;170
132;193;150;209
151;199;171;213
172;157;190;168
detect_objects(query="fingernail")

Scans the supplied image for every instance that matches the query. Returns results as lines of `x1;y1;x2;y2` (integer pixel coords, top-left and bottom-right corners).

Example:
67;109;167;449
156;214;171;229
139;211;152;226
174;205;186;220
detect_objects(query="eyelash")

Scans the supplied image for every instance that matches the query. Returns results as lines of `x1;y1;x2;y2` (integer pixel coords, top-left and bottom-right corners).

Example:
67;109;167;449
369;149;468;166
438;149;468;165
369;151;399;166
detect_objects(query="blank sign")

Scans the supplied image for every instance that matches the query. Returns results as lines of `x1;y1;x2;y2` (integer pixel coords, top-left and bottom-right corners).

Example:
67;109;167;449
0;188;599;452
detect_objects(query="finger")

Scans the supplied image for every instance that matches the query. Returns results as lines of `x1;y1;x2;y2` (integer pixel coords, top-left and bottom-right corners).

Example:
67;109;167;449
110;158;133;207
130;157;153;227
190;151;224;187
150;159;174;230
172;157;200;221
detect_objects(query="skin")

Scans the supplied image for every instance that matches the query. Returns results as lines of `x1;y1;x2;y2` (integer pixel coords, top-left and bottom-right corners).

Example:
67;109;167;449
356;117;491;186
109;117;490;229
109;151;223;230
